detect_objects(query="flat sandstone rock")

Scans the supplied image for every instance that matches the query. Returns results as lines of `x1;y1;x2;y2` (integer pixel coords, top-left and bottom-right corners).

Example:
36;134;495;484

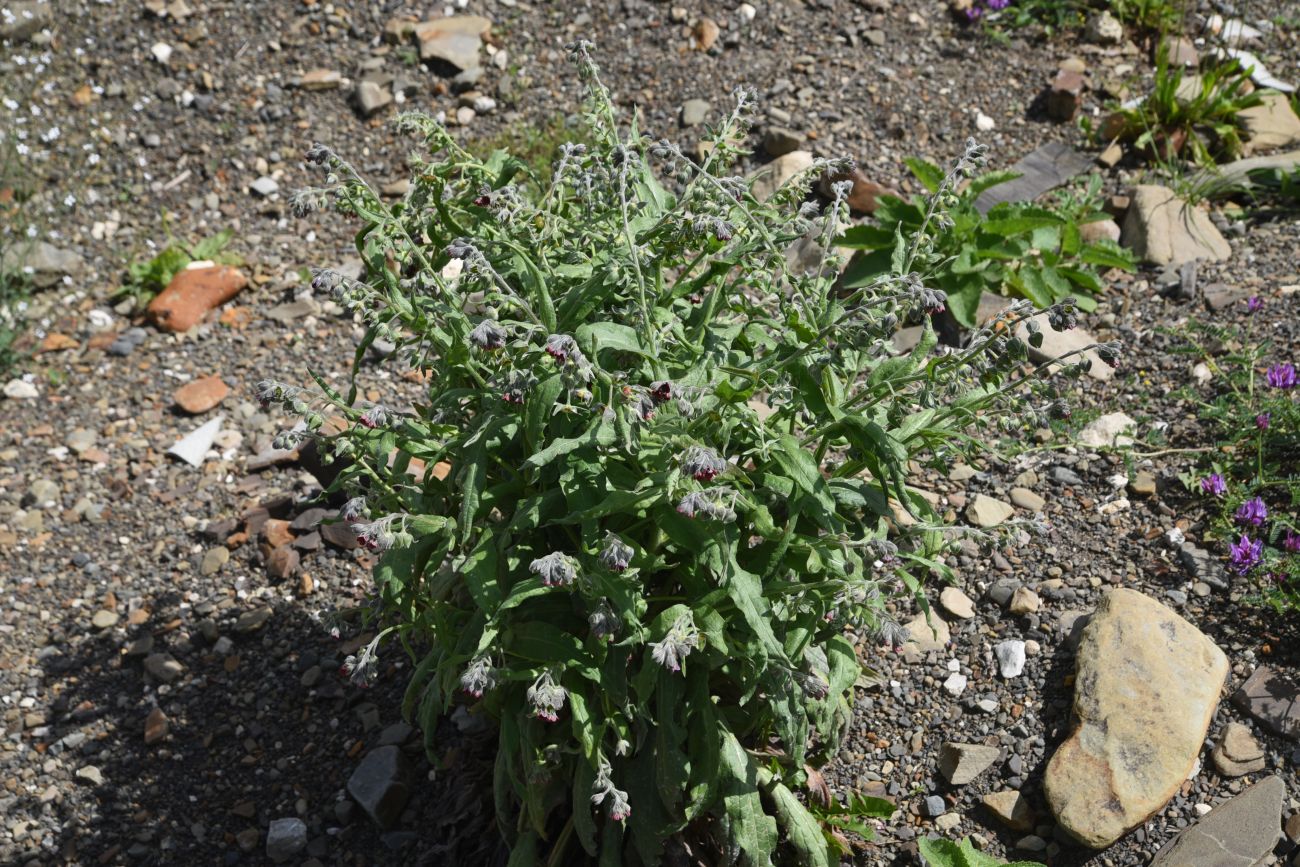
1043;588;1228;848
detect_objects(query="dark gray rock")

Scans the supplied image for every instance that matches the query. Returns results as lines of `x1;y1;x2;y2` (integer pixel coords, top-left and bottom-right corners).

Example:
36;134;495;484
1232;666;1300;739
1149;776;1284;866
347;745;412;830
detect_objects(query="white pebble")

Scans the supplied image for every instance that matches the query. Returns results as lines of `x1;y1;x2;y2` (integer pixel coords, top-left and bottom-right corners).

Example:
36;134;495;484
151;42;173;64
942;672;967;697
975;111;995;132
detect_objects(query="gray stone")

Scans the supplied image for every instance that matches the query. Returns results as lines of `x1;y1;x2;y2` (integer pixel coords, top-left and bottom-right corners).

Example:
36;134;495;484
922;794;946;817
1077;412;1137;448
1049;466;1084;486
983;790;1034;832
939;587;975;619
0;241;84;288
1178;544;1229;590
250;176;279;197
355;80;393;117
1084;10;1123;44
1044;589;1229;848
1212;722;1266;777
347;745;412;830
3;378;39;399
143;653;184;683
235;607;273;633
902;611;949;653
1150;776;1284;866
91;610;119;630
1121;185;1231;267
938;742;1001;785
75;766;104;786
1015;314;1114;382
1231;666;1300;739
762;126;802;156
0;2;53;42
988;578;1022;607
680;98;711;127
995;640;1027;678
965;494;1014;528
266;818;308;863
200;546;229;576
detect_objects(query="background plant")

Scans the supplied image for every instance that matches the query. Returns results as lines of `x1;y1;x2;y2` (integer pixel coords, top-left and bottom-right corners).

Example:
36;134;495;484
113;225;239;306
919;836;1046;867
1104;48;1264;166
270;43;1114;866
0;136;34;374
838;163;1134;329
1175;308;1300;611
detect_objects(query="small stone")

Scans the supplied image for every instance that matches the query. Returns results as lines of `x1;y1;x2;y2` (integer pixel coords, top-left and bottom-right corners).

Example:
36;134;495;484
943;672;968;697
1008;587;1041;615
1085;10;1123;44
3;379;39;400
1078;412;1137;448
939;587;976;619
1009;488;1046;513
966;494;1014;528
355;80;393;117
267;545;300;579
1047;69;1085;122
922;795;946;818
939;742;1001;785
266;818;308;863
173;375;230;414
235;607;273;633
301;69;343;91
415;15;490;70
151;42;173;64
250;176;279;197
1211;722;1265;777
91;610;119;630
903;612;950;653
692;16;720;50
749;150;814;202
1016;835;1048;852
347;745;412;830
762;126;802;157
144;708;169;745
75;766;104;786
236;828;260;852
147;266;247;333
143;653;184;683
995;640;1027;678
983;790;1034;832
1128;471;1157;497
200;546;229;576
680;98;711;128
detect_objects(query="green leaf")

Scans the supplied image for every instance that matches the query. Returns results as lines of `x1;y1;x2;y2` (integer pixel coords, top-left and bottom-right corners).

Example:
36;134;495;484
572;757;599;855
967;169;1022;197
904;157;945;194
918;836;1046;867
525;375;565;452
461;535;503;608
1079;239;1136;271
505;830;539;867
773;434;824;496
576;321;648;359
768;781;832;867
524;414;614;469
718;731;777;867
889;223;908;275
835;224;894;250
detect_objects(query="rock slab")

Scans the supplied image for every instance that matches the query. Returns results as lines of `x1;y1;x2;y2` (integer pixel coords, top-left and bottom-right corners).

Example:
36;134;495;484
939;742;1001;785
1121;185;1231;267
1043;588;1229;848
1231;665;1300;739
347;745;412;830
1014;314;1113;382
1149;776;1284;866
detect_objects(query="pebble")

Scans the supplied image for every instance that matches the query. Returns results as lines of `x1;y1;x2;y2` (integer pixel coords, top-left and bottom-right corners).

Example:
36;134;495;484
174;375;230;414
143;653;184;683
250;176;279;197
680;98;711;127
1009;487;1046;512
266;818;308;862
939;586;976;619
91;610;119;630
235;607;273;633
922;794;947;817
3;379;39;399
995;640;1027;678
1008;587;1041;615
144;708;169;745
200;546;229;575
75;766;104;786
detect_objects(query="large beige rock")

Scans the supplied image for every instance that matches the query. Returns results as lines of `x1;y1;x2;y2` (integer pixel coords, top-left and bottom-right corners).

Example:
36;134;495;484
1239;92;1300;153
1121;185;1231;267
1014;313;1113;382
1044;589;1228;848
748;151;814;202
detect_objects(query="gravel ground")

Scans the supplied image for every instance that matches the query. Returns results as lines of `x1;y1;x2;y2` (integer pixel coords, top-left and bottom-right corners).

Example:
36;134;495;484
3;0;1299;864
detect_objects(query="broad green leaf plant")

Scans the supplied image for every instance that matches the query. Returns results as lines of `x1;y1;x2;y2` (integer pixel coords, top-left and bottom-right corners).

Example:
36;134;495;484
266;42;1116;867
839;162;1134;329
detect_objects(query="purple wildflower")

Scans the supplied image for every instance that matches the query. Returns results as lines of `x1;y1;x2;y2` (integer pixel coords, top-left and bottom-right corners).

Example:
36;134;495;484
1247;296;1263;314
1235;496;1268;527
1200;474;1227;496
1283;529;1300;554
1228;534;1263;575
1257;413;1271;430
1266;362;1297;389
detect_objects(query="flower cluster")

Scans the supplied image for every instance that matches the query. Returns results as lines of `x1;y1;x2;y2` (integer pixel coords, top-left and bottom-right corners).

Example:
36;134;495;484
961;0;1011;20
530;552;580;588
650;612;700;673
591;759;631;822
676;489;738;522
460;654;497;698
1266;362;1296;390
526;669;567;722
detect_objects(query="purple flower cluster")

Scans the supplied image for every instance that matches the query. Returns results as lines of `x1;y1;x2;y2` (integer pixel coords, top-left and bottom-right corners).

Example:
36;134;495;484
1247;296;1263;314
1229;534;1264;575
1266;362;1297;389
963;0;1011;19
1200;474;1227;496
1235;496;1269;527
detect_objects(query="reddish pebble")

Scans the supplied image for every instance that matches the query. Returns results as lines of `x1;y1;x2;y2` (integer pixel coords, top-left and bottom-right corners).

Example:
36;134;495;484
173;375;230;414
147;266;247;333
